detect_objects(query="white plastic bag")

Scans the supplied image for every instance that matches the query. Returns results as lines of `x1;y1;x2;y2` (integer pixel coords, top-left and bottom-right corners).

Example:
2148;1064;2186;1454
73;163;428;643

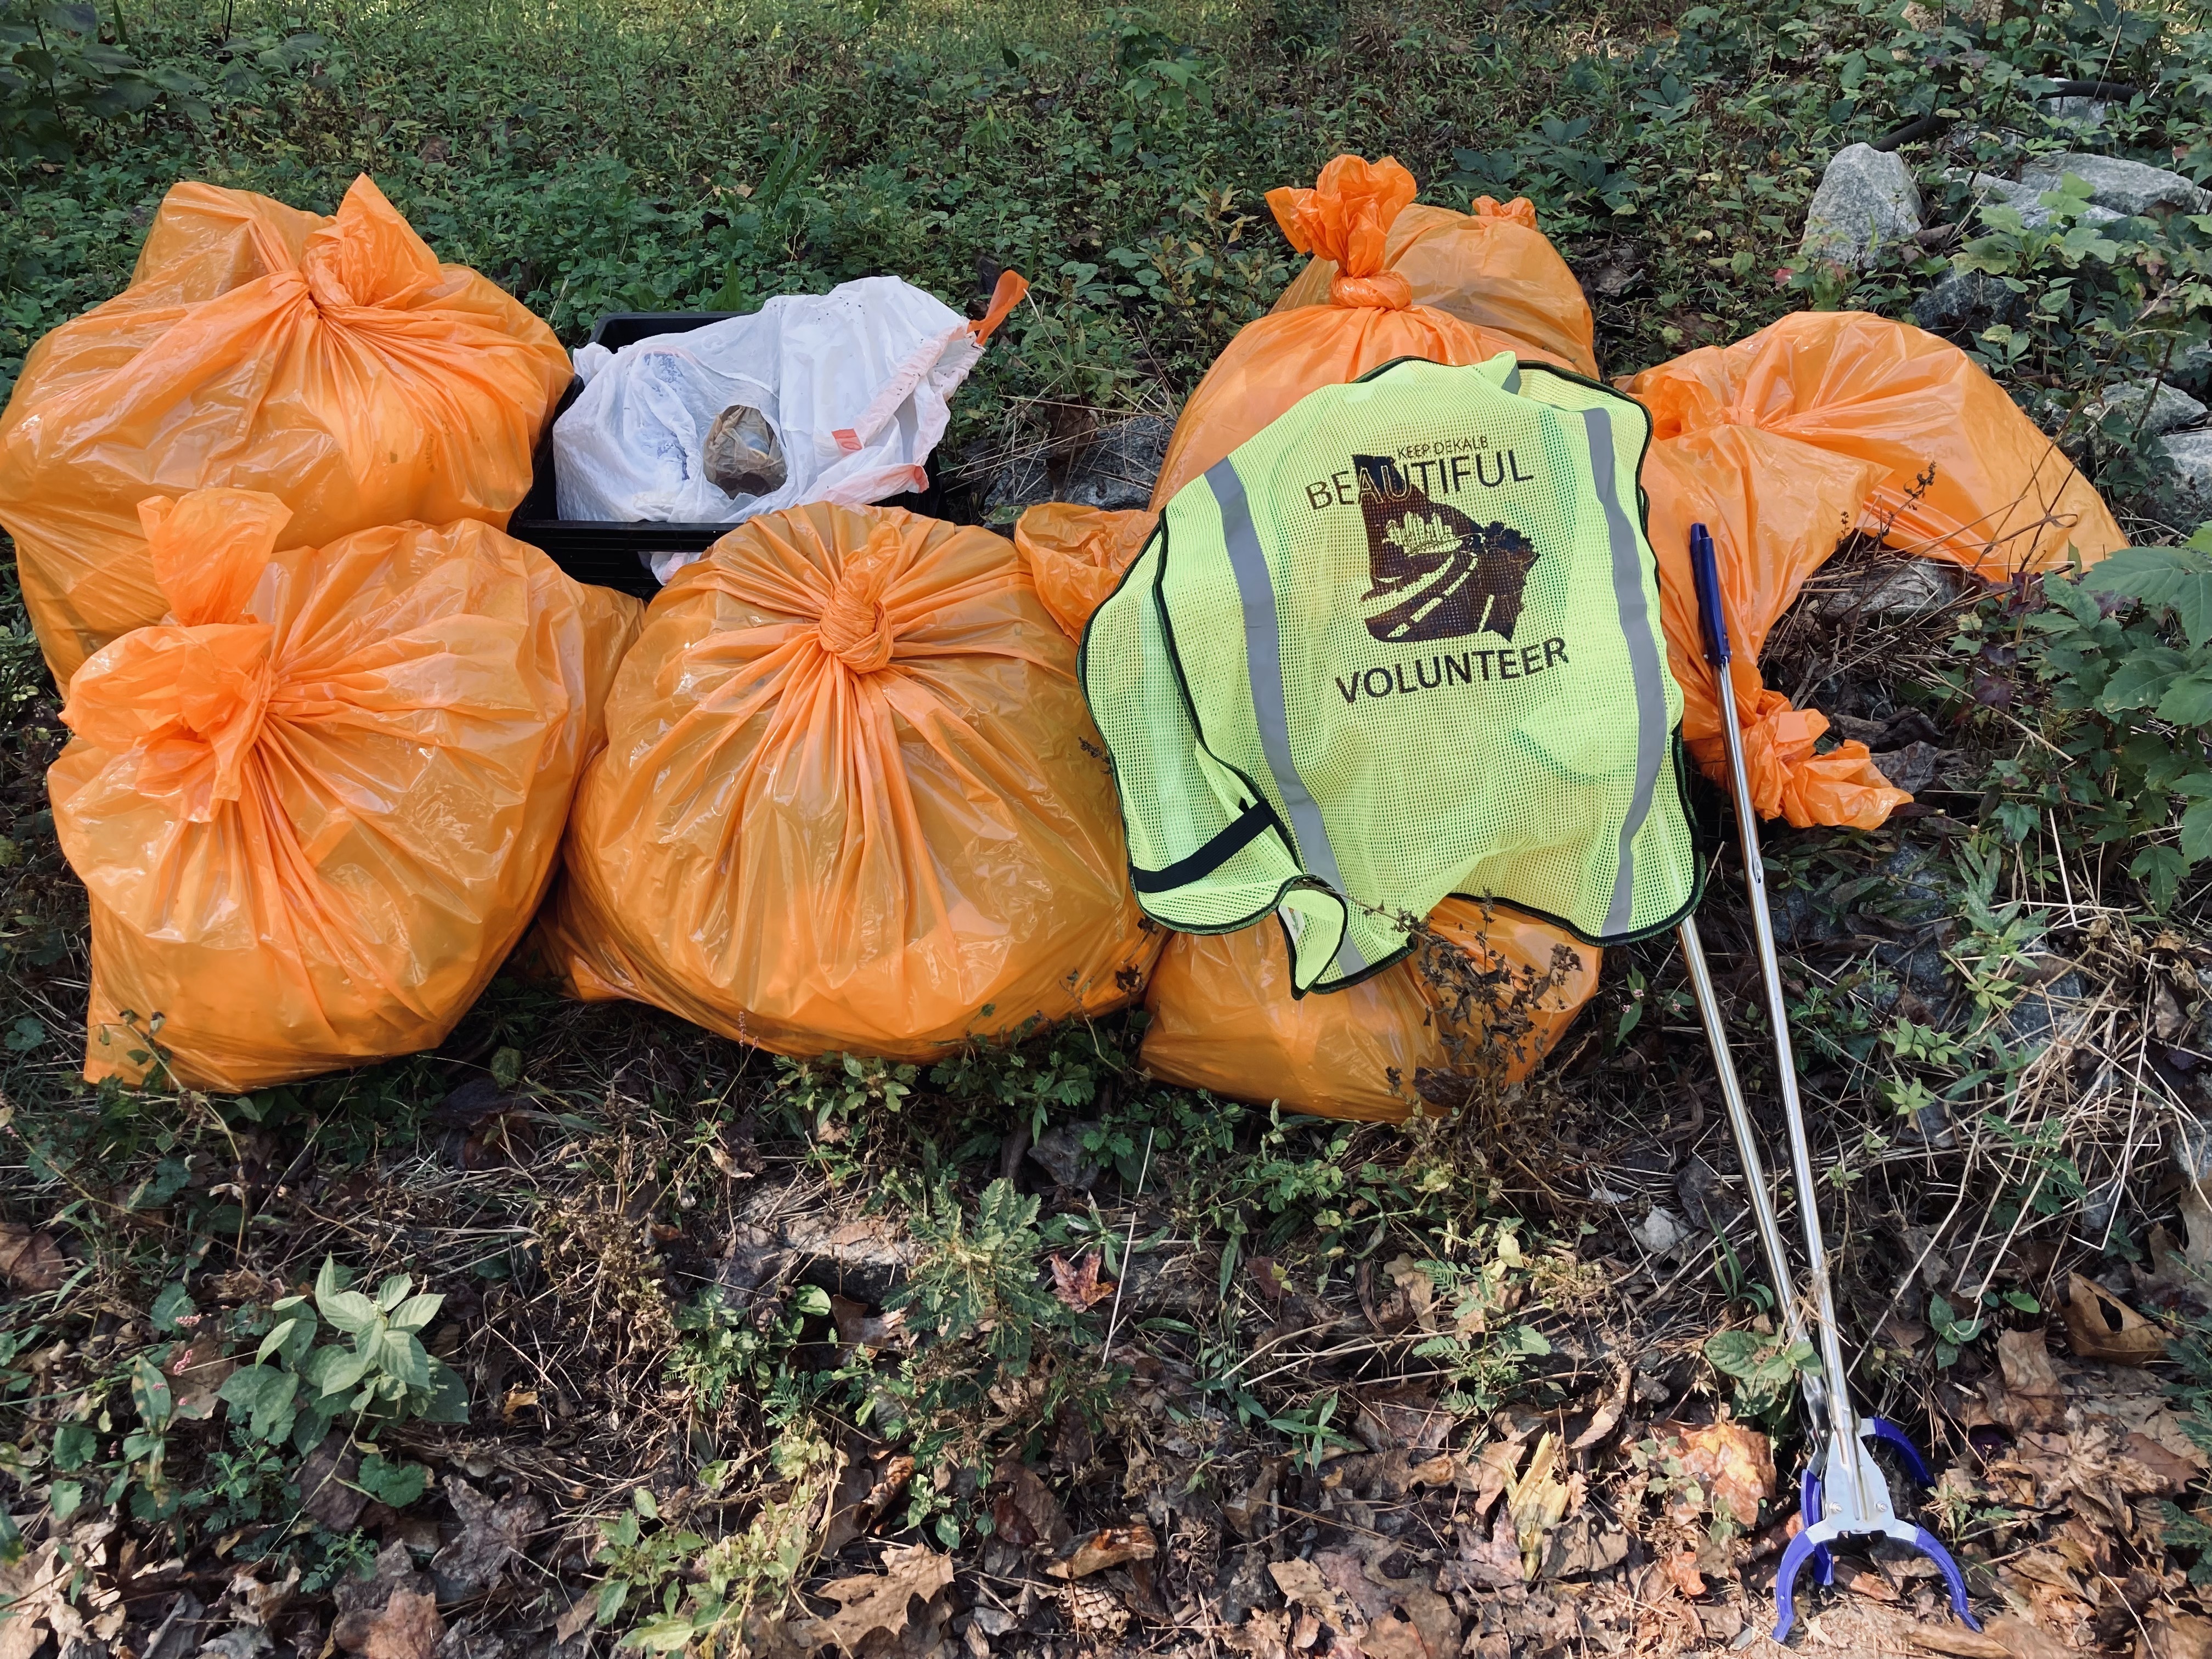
552;273;1024;577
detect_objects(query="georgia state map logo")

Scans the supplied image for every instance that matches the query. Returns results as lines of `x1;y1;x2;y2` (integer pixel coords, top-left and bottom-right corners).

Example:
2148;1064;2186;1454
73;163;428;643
1354;453;1538;645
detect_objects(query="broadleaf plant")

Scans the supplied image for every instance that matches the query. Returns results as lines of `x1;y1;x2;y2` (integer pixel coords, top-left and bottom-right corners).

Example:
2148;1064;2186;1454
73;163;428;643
216;1256;467;1453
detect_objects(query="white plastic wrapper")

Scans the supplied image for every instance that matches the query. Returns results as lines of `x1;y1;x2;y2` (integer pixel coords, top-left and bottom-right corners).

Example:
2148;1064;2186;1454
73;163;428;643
553;275;1023;580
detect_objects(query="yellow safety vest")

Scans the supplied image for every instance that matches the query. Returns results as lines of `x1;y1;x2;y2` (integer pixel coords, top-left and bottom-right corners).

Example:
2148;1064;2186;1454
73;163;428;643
1080;354;1701;993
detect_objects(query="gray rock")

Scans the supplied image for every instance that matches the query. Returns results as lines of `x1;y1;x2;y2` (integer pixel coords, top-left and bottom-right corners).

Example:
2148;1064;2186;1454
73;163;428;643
2036;95;2111;128
1801;143;1924;268
1858;560;1964;619
2168;342;2212;398
985;414;1171;519
2018;151;2212;217
736;1183;919;1305
1871;741;1964;795
2157;429;2212;523
1028;1119;1104;1189
1819;559;1962;618
1911;268;2024;338
1628;1205;1691;1260
710;1222;794;1314
1947;168;2123;228
2089;379;2209;437
781;1210;919;1305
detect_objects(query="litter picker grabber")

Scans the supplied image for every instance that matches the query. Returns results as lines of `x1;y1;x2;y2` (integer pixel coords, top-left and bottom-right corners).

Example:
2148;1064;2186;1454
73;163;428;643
1678;522;1979;1644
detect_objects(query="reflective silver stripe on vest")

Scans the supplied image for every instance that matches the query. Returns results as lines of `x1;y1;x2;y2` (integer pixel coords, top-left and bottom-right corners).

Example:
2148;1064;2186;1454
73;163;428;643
1581;406;1667;936
1208;456;1369;977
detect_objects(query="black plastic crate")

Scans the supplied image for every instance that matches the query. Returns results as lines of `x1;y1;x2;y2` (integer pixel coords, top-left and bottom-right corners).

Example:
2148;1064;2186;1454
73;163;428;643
507;311;943;599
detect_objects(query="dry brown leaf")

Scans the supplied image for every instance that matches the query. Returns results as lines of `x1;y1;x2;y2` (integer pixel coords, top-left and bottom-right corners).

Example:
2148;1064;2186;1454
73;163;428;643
360;1589;442;1659
552;1596;596;1644
1907;1627;2012;1658
1355;1388;1452;1454
1314;1549;1392;1622
1667;1420;1776;1528
1049;1522;1157;1579
989;1459;1070;1552
332;1546;430;1655
296;1435;366;1532
1537;1513;1626;1582
500;1387;539;1423
1505;1432;1570;1579
1227;1609;1290;1659
2121;1431;2200;1497
1395;1585;1458;1659
1049;1253;1114;1313
1268;1558;1350;1620
1383;1255;1437;1332
1469;1439;1522;1519
428;1475;543;1601
2141;1606;2212;1659
2061;1274;2164;1366
168;1334;234;1421
0;1545;78;1659
1836;1561;1898;1602
228;1562;298;1629
1664;1551;1706;1599
1223;1457;1283;1539
811;1544;953;1648
821;1446;918;1560
1443;1509;1524;1593
0;1223;65;1293
1997;1327;2062;1396
1357;1614;1428;1659
829;1296;909;1352
1567;1362;1632;1452
1978;1615;2079;1659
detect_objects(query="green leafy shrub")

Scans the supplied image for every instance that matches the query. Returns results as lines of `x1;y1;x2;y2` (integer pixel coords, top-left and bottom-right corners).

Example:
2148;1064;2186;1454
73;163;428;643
218;1257;467;1453
1980;533;2212;908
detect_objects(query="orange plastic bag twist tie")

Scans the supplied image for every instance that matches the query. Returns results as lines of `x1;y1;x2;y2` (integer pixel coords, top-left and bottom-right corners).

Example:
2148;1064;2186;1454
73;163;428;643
1267;155;1419;311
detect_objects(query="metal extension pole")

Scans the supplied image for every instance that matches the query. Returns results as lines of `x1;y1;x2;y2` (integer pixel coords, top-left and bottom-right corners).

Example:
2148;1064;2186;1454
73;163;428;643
1705;634;1866;1513
1674;913;1827;1426
1685;523;1979;1642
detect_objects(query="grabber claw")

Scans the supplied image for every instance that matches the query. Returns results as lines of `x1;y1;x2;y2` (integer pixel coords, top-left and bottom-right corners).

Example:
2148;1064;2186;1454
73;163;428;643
1801;1417;1937;1585
1775;1515;1979;1643
1773;1417;1980;1644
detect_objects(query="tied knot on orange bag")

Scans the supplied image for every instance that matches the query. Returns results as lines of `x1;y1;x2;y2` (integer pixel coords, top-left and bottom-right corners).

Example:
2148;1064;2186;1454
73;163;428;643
63;493;296;821
294;176;445;312
1266;155;1418;311
1469;195;1541;230
814;526;906;673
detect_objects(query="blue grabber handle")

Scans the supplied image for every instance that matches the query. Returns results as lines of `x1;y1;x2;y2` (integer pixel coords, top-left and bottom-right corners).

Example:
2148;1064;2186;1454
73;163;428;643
1688;522;1731;668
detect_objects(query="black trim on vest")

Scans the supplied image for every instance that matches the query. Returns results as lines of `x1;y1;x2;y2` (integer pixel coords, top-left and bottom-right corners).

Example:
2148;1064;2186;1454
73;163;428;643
1128;797;1286;894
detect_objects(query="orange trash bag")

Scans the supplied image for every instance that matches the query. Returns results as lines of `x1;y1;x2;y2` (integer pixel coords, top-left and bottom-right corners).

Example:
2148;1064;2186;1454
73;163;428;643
1152;155;1591;506
0;175;572;686
540;503;1160;1061
1628;309;2125;830
1271;196;1599;381
1010;524;1597;1122
1013;503;1156;640
1141;905;1599;1122
49;488;640;1093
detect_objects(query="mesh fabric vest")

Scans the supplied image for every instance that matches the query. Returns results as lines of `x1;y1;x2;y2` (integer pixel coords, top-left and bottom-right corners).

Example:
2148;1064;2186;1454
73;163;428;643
1080;354;1701;994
